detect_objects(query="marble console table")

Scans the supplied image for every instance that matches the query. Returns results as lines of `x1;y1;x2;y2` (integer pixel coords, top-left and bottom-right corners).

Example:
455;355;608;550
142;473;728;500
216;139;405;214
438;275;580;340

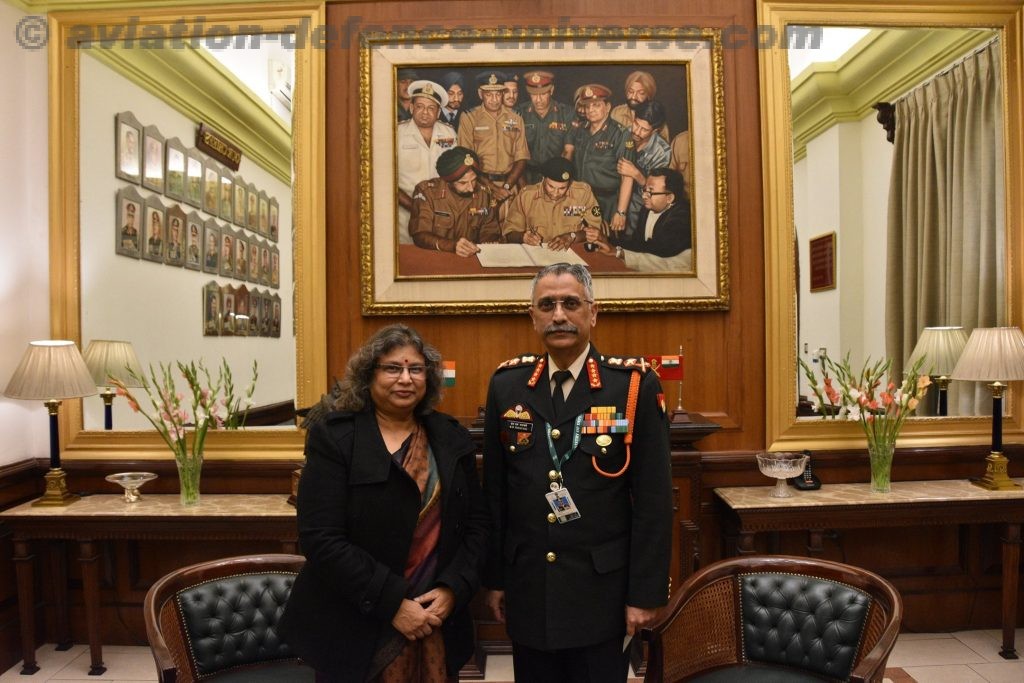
714;479;1024;660
0;494;298;675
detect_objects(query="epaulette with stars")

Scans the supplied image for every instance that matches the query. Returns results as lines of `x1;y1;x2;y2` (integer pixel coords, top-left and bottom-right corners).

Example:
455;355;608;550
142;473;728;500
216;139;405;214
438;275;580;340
601;355;651;373
495;353;541;371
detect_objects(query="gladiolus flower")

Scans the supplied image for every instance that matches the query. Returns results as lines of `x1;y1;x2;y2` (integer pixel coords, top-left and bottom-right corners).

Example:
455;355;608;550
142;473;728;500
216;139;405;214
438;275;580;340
908;397;919;410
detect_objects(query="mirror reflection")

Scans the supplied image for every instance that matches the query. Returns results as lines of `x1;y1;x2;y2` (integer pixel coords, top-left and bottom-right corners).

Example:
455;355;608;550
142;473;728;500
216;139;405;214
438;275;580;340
789;26;1003;419
78;38;296;430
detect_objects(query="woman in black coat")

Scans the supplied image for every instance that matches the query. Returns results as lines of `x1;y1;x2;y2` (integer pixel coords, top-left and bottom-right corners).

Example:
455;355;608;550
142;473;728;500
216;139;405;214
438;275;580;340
280;324;489;682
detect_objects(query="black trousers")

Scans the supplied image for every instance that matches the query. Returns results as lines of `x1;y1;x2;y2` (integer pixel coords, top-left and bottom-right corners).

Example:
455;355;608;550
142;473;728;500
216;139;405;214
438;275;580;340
511;637;631;683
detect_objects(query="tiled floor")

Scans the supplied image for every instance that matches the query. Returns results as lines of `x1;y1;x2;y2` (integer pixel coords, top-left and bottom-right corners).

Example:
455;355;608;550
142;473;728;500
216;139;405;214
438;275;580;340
2;630;1022;682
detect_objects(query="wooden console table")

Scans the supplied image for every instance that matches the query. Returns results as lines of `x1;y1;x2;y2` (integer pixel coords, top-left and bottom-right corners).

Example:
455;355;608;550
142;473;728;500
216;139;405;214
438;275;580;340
714;479;1024;660
0;494;298;675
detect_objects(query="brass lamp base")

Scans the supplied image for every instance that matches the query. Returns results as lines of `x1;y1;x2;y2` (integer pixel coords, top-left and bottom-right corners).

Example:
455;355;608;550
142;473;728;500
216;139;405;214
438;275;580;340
970;452;1022;491
32;468;80;506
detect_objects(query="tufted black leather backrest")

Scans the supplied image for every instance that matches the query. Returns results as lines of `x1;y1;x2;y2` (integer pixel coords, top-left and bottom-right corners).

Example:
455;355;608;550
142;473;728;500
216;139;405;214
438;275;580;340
175;571;298;678
739;572;872;680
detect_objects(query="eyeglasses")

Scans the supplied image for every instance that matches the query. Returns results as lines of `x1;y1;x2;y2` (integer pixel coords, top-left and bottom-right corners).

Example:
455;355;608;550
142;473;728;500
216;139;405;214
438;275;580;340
375;364;428;378
641;188;672;197
533;297;593;313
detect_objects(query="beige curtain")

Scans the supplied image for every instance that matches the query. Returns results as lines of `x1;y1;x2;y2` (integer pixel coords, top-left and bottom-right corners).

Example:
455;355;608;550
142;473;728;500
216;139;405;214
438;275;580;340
885;40;1004;415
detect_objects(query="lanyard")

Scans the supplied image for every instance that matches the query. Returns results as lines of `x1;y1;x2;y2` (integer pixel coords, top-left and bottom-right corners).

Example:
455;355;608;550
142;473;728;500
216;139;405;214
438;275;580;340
545;415;584;475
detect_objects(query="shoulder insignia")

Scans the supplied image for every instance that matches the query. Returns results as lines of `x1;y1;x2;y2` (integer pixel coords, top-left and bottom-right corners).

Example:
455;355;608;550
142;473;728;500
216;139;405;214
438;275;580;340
586;357;602;389
605;356;649;373
496;353;540;370
527;356;547;387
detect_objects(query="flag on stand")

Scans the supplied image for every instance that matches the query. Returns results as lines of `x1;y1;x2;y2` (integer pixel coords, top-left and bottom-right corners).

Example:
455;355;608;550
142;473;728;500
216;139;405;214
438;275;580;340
645;354;684;381
442;361;456;387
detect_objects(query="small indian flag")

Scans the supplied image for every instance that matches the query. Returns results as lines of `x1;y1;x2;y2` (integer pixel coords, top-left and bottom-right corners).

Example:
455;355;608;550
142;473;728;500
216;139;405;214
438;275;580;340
443;361;456;387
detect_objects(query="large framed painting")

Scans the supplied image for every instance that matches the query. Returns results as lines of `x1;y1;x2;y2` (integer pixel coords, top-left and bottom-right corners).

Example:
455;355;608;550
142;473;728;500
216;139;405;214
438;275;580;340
359;27;728;315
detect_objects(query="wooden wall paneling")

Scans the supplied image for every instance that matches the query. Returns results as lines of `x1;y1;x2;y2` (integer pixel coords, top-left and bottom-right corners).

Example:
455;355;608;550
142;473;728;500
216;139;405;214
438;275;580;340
323;0;766;452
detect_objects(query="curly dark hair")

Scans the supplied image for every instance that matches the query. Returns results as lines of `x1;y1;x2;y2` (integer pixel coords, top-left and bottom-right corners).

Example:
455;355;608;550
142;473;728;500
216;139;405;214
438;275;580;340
331;324;444;416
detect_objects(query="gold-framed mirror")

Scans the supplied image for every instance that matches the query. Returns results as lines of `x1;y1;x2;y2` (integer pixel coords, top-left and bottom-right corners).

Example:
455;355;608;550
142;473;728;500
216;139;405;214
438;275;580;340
49;2;326;459
760;0;1024;450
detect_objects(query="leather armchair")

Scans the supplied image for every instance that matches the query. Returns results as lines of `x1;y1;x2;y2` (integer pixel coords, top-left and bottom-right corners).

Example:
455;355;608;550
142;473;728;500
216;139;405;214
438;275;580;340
143;554;314;682
643;555;903;683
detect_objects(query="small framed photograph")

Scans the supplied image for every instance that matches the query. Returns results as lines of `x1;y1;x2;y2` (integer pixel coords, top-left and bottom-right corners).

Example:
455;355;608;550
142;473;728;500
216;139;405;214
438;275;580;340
203;159;221;215
248;240;261;283
259;242;271;286
115;185;143;258
221;283;236;336
185;212;203;271
219;225;235;277
203;281;221;336
219;170;234;222
270;293;282;338
202;218;221;274
234;233;249;281
142;125;165;193
142;196;166;263
261;291;274;337
165;205;187;267
233;176;247;227
165;137;187;201
246;182;259;231
115;112;142;184
235;284;250;336
185;149;204;208
268;197;280;242
258;191;270;236
270;245;280;288
248;287;262;334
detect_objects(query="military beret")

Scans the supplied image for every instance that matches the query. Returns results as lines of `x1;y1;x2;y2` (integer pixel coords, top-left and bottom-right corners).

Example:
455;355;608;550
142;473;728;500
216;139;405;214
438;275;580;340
523;70;555;93
577;83;612;103
476;70;506;91
407;80;449;109
396;67;419;81
540;157;574;182
436;146;480;181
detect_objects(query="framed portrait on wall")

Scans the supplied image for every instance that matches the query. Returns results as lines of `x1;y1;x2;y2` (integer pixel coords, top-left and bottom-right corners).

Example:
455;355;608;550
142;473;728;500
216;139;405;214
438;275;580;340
235;233;249;281
165;137;187;201
221;283;236;336
248;240;261;284
202;218;221;274
203;281;221;336
235;284;250;336
248;287;262;336
115;186;143;258
259;242;271;286
258;190;270;236
246;182;259;231
165;204;187;267
185;149;204;208
219;170;234;222
269;198;280;242
219;225;235;278
271;246;280;288
270;293;282;338
358;27;728;314
115;111;142;184
185;212;203;271
141;125;165;193
203;159;221;215
142;195;166;263
233;176;247;227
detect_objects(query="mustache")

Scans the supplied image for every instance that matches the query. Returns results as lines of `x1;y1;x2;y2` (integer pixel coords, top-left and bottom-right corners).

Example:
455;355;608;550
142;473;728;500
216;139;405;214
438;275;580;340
544;324;578;335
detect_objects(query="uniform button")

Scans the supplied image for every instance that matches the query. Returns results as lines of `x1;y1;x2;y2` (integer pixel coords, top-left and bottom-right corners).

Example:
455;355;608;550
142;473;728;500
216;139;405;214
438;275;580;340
551;428;561;440
510;445;517;452
546;552;557;563
547;513;556;524
601;447;608;454
548;470;559;482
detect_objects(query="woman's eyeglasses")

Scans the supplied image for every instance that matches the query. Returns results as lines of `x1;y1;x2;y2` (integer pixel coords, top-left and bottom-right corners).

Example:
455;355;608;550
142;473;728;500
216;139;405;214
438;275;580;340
375;364;428;378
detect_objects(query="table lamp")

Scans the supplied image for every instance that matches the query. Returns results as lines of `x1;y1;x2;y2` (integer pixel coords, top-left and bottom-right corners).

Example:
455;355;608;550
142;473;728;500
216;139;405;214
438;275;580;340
950;327;1024;490
907;326;968;416
3;340;98;505
82;340;143;430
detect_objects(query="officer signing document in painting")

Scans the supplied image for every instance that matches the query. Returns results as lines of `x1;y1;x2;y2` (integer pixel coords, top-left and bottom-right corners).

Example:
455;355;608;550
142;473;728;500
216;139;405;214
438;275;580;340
482;263;672;683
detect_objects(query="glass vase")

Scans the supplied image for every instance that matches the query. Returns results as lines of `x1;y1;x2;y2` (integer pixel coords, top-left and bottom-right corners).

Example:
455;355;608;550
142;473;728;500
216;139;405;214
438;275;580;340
867;441;894;494
176;457;203;506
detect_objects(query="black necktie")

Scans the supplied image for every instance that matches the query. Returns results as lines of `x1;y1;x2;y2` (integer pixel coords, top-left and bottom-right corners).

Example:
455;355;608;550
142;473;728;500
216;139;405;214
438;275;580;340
551;370;572;415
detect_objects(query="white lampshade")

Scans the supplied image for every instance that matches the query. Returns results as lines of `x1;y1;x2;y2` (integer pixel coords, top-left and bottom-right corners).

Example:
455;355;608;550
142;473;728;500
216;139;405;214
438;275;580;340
950;327;1024;382
82;339;143;388
3;340;98;400
907;326;968;376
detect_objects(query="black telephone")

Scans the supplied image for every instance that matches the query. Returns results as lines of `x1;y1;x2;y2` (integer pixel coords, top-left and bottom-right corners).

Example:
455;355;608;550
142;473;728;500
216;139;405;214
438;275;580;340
790;449;822;490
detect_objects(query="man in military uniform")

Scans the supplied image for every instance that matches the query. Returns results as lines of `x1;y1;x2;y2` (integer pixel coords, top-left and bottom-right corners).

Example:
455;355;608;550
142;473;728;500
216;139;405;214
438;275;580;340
458;70;530;204
520;70;575;185
482;263;672;683
563;84;633;225
396;79;458;244
615;100;671;237
395;67;417;122
503;71;521;110
609;71;670;140
503;158;603;250
120;201;139;251
409;146;501;257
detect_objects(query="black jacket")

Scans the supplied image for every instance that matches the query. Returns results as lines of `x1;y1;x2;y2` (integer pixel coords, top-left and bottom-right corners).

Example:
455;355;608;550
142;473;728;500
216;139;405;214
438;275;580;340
616;199;691;257
482;347;672;650
280;409;488;680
